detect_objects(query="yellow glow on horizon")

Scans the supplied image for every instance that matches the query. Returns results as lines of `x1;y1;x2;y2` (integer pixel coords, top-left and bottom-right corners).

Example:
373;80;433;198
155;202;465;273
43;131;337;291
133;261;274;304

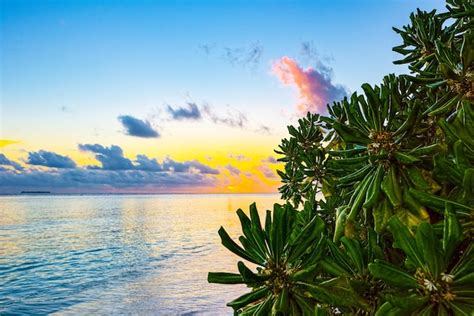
0;140;20;148
0;123;286;193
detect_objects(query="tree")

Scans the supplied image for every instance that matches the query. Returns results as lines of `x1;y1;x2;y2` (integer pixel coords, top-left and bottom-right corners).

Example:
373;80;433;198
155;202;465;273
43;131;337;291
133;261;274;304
208;1;473;314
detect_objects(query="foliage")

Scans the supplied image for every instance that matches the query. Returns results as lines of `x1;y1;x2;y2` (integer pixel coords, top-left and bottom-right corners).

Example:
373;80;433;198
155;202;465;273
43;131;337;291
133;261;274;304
209;1;473;315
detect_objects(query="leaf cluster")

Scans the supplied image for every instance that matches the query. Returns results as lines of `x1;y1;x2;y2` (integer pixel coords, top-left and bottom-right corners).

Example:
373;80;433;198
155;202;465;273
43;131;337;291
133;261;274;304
209;2;473;315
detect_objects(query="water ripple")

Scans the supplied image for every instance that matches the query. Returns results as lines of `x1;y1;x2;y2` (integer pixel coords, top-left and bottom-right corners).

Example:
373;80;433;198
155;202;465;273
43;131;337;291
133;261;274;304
0;194;280;314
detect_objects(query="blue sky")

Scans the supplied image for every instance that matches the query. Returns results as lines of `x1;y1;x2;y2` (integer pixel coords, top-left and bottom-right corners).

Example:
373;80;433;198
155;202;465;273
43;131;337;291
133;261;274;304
0;0;444;193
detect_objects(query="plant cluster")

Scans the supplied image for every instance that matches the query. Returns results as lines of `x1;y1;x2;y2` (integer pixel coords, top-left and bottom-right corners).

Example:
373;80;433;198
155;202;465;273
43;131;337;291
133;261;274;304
209;1;473;315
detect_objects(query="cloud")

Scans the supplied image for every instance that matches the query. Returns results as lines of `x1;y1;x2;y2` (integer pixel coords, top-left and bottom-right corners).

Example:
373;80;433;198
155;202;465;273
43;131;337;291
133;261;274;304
60;106;71;113
79;143;219;174
272;56;348;115
258;165;277;179
300;41;318;62
262;156;278;164
164;102;248;129
226;164;240;175
118;115;159;138
200;42;264;68
162;158;219;175
255;125;272;135
27;150;77;169
134;155;163;172
0;168;217;193
228;154;250;161
202;104;247;128
222;42;263;68
167;103;202;120
199;43;215;55
0;153;24;171
0;145;222;193
79;144;135;170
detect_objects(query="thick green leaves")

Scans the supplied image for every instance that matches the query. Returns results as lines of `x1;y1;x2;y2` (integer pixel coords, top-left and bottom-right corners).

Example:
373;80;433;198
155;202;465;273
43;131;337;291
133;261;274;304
443;204;463;259
387;216;426;269
227;287;269;310
207;272;244;284
368;260;420;289
415;222;443;276
218;227;263;265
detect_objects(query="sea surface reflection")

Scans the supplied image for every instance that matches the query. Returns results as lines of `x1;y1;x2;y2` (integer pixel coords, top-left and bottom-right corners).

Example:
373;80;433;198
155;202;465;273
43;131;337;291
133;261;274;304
0;194;280;315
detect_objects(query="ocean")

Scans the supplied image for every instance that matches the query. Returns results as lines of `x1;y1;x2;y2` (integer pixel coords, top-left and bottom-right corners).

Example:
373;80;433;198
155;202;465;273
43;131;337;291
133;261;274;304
0;194;280;315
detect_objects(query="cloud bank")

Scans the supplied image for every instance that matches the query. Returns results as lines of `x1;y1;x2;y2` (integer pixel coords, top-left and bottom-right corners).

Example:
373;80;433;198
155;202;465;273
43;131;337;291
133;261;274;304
272;56;348;115
79;144;134;170
0;146;220;193
27;150;77;169
118;115;159;138
0;153;24;170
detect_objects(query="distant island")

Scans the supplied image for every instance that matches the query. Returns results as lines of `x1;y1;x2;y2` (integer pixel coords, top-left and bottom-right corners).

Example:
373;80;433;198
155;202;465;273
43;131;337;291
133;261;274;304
20;191;51;194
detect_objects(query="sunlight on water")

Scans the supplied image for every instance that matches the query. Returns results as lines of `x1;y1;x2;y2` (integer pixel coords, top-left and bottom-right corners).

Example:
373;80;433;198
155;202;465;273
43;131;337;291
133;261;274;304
0;194;281;315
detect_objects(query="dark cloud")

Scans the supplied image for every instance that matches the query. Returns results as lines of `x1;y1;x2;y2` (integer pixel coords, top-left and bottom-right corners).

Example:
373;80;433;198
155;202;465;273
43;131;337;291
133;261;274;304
259;165;277;179
165;102;248;129
199;43;215;55
225;164;240;175
228;154;249;161
162;158;219;175
27;150;76;169
135;155;163;172
199;42;263;68
0;153;24;171
300;41;334;74
78;144;219;175
79;144;135;170
60;106;71;113
187;160;220;175
118;115;159;138
166;103;202;120
262;156;278;164
0;145;221;193
202;104;247;128
0;168;216;193
255;125;272;135
222;42;263;68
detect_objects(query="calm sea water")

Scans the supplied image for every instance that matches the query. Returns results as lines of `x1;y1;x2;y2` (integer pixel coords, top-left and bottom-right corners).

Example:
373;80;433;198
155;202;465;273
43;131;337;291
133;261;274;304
0;194;280;315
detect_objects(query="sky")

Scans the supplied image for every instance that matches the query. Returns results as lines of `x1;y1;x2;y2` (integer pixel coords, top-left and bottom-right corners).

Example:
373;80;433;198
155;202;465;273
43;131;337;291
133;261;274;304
0;0;444;194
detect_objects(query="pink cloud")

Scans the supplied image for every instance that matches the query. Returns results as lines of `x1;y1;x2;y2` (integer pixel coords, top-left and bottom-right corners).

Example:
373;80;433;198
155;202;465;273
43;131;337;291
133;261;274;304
272;56;347;115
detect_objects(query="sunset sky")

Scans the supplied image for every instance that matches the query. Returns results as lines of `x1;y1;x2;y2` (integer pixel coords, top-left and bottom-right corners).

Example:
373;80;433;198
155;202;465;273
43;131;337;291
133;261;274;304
0;0;443;193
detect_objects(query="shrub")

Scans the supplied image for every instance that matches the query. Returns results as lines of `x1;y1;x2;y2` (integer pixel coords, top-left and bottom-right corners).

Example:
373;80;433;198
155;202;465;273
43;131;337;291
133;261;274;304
209;1;473;314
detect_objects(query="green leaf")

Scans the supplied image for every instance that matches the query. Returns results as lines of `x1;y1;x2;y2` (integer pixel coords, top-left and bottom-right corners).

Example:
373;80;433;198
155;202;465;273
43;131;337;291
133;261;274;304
227;287;269;310
388;217;425;269
341;237;365;273
237;261;269;284
415;222;443;275
368;260;420;289
386;293;429;311
301;277;371;311
272;287;290;315
218;227;262;265
253;296;274;316
207;272;244;284
443;204;463;259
